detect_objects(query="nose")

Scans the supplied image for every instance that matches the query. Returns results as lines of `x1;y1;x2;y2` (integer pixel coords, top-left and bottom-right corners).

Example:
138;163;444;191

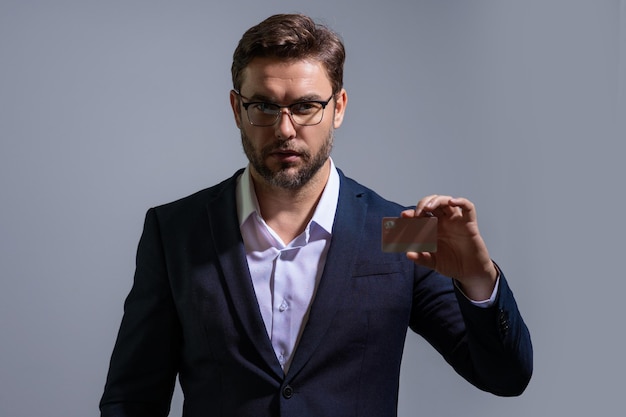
274;108;297;138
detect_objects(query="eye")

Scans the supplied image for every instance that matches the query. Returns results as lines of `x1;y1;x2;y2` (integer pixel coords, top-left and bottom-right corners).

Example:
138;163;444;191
291;102;321;115
251;102;279;114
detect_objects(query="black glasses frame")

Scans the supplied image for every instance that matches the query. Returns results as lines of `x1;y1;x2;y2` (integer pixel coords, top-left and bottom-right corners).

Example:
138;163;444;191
234;90;335;127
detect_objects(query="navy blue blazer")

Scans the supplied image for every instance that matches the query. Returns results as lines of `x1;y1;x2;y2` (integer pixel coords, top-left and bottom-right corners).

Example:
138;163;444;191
100;169;532;417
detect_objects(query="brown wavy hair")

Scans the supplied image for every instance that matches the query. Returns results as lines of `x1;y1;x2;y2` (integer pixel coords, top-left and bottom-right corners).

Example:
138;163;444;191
231;14;345;95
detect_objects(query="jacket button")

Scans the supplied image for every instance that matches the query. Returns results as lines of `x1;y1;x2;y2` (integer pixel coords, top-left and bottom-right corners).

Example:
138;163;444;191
498;309;510;336
282;385;294;399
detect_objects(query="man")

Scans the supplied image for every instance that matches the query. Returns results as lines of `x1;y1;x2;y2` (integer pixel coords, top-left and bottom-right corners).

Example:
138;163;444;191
100;13;532;417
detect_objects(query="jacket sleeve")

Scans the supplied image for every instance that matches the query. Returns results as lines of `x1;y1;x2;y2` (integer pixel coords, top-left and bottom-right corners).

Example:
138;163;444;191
100;209;181;417
409;267;533;396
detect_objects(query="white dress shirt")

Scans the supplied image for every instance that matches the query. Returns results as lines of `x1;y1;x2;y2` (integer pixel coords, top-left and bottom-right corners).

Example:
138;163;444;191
236;160;339;372
235;159;498;372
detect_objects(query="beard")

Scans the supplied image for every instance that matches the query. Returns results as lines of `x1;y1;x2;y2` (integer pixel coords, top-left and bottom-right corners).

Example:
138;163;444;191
241;129;334;190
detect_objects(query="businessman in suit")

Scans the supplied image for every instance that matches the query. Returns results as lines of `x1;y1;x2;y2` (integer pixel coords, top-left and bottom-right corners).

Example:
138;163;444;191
100;13;532;417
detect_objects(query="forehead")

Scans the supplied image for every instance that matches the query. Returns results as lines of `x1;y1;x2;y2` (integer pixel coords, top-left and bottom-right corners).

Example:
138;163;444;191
240;57;332;99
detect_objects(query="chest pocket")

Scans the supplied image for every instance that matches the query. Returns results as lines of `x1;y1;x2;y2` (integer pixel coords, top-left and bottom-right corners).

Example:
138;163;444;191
347;261;413;311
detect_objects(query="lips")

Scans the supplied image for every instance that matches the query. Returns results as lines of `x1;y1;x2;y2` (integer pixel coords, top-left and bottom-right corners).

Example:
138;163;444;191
274;149;301;157
270;150;302;163
266;146;306;161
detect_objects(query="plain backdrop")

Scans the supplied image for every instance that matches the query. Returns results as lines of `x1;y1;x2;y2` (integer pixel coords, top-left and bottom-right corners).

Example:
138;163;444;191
1;1;625;416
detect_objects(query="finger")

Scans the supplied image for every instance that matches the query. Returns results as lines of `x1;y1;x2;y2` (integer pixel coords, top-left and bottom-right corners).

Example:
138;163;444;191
400;209;416;218
406;251;436;269
434;204;461;219
416;194;451;217
449;197;477;221
422;195;463;219
449;197;474;211
414;195;437;217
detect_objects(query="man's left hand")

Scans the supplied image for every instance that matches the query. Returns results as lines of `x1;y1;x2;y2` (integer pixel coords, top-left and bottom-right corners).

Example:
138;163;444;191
401;195;498;300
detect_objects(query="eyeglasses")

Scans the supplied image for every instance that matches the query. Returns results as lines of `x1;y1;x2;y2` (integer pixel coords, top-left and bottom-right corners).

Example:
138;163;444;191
234;91;334;127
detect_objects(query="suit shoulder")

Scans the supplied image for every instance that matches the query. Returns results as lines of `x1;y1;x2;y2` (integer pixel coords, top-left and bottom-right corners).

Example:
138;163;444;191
338;169;408;213
151;169;242;218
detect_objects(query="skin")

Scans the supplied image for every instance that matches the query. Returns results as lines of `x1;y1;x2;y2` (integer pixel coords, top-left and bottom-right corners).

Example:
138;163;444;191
402;197;498;300
230;57;497;300
230;57;347;244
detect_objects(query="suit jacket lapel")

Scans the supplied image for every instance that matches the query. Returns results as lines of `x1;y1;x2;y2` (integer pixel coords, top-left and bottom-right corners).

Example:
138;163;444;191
205;172;284;379
286;173;368;377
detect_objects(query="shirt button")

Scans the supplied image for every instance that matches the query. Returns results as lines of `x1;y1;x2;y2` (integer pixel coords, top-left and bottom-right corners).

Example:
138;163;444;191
279;300;288;312
282;385;294;399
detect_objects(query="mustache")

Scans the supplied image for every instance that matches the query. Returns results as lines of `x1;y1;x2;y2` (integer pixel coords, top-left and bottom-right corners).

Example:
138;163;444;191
262;140;309;157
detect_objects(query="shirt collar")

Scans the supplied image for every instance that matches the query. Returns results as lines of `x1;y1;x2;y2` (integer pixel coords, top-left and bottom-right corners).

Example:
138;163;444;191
236;158;340;235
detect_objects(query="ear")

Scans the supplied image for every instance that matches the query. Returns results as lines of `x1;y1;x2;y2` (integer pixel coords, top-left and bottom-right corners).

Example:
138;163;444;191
332;88;348;129
230;90;242;128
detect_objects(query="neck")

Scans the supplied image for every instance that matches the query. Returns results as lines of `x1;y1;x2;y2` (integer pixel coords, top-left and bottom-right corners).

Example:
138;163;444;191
251;160;330;243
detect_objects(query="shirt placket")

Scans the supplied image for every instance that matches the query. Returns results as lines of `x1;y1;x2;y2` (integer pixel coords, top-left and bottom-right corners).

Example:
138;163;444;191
269;231;308;371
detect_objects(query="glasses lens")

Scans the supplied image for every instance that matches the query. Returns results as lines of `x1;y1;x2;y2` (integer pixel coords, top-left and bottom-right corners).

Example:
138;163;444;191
290;102;325;126
245;101;325;126
247;103;280;126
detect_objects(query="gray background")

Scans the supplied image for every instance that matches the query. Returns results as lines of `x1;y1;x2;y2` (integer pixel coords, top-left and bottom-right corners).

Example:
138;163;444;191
1;0;625;416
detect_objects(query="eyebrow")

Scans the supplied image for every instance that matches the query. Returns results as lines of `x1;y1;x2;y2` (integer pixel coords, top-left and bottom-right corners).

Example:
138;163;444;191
245;93;328;103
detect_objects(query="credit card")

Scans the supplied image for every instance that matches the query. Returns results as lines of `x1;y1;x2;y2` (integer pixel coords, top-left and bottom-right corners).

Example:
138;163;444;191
381;217;438;253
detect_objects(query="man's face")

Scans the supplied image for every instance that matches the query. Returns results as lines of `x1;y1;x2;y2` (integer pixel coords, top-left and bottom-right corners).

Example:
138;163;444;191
230;57;347;190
